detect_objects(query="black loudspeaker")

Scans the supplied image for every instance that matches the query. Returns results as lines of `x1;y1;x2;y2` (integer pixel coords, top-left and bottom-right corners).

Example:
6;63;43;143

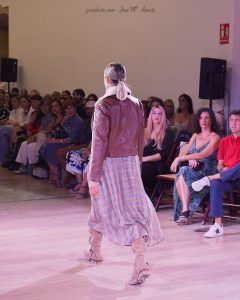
0;58;18;82
199;57;226;99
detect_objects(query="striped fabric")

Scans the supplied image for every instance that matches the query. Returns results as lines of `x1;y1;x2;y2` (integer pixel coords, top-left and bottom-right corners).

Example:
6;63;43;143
88;156;164;246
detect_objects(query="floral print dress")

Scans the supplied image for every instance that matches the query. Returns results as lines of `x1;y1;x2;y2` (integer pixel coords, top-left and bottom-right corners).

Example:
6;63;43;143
173;139;218;221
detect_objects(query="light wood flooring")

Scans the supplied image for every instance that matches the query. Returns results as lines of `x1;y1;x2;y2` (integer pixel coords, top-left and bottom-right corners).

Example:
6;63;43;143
1;168;240;300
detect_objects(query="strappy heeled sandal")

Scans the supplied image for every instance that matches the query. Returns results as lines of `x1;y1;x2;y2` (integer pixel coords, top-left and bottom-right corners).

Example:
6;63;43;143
76;186;88;199
68;183;82;194
176;210;190;225
129;257;150;285
84;248;103;263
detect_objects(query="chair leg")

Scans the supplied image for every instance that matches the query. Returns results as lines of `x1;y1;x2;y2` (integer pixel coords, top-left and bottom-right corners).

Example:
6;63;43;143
154;192;163;211
202;203;210;225
150;182;158;202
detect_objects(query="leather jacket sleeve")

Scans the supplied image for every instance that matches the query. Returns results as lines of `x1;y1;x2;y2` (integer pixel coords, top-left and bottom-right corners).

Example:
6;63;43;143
89;101;110;181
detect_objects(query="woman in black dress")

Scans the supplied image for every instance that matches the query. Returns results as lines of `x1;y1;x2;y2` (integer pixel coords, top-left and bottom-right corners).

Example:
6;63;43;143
142;105;175;195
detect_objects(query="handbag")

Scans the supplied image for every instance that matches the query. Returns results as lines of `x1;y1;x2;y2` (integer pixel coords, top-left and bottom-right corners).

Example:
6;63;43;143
48;124;69;139
178;160;204;172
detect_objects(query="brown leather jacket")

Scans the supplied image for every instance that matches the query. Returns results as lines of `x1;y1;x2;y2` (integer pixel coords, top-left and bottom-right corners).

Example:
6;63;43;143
89;95;145;181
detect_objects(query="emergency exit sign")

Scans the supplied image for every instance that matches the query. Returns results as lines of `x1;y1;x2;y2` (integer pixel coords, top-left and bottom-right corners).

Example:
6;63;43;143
220;23;229;44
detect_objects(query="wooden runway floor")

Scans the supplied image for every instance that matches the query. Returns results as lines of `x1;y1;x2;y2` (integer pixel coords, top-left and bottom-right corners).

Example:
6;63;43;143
1;168;240;300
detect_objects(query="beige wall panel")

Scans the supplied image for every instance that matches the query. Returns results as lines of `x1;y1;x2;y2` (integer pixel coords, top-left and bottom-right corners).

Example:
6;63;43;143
2;0;234;111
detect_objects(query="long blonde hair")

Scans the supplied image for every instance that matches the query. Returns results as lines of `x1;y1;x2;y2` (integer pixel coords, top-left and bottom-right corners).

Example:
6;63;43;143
145;105;167;149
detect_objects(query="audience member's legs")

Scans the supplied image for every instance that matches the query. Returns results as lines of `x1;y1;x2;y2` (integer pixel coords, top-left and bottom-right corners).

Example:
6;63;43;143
220;163;240;182
192;164;240;192
77;172;88;199
0;127;12;164
27;142;38;165
15;140;28;166
205;178;240;237
175;175;190;212
48;163;61;187
56;147;69;169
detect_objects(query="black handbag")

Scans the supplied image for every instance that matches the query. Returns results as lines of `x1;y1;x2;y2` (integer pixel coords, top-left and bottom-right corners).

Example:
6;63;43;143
178;160;204;172
49;124;69;139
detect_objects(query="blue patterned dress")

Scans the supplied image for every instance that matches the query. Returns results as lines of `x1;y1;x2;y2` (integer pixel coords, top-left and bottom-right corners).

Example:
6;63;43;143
173;140;218;221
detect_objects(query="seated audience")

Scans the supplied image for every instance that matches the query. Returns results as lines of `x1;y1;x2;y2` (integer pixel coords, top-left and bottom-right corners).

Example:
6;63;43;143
12;97;53;174
141;105;175;195
0;96;24;166
10;95;34;145
29;89;40;97
20;89;29;98
148;96;164;109
66;144;91;198
11;87;19;97
0;94;9;126
192;110;240;237
164;99;175;126
171;108;220;224
61;90;71;100
4;92;11;110
39;99;84;186
86;93;98;102
8;95;42;168
73;88;86;119
174;94;196;137
215;110;226;137
0;89;5;97
52;91;61;101
55;99;95;186
141;100;150;127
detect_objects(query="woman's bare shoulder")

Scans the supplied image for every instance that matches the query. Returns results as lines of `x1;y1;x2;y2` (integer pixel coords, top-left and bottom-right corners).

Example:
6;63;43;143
211;132;220;140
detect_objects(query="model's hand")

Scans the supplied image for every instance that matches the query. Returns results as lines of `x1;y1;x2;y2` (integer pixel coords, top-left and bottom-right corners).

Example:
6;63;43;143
89;180;100;197
170;157;180;173
189;159;197;168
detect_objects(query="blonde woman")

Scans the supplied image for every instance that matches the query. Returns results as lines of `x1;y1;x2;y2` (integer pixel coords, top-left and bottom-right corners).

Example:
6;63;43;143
142;105;175;195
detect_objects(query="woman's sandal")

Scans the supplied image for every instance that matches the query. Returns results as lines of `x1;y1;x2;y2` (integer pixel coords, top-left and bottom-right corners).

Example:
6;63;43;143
68;183;82;194
129;257;150;285
76;186;88;199
176;210;190;225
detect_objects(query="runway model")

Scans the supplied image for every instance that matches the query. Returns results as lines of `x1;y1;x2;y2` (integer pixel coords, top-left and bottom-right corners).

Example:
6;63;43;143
85;62;163;285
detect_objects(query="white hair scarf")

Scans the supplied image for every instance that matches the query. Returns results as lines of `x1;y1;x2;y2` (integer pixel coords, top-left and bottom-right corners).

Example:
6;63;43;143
97;82;139;104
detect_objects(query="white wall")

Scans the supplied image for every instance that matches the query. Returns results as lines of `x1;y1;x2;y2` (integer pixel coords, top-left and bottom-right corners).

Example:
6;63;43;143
1;0;234;111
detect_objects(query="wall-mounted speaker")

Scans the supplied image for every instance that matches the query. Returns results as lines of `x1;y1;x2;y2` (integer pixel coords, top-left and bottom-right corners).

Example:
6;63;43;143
0;58;18;82
199;57;226;99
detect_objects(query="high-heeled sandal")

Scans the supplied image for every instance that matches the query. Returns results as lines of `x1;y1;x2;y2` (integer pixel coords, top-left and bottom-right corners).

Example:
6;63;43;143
76;186;88;199
68;183;82;194
50;171;62;188
176;210;190;225
129;256;150;285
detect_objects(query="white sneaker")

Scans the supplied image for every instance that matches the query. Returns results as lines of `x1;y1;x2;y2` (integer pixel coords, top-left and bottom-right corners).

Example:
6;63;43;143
204;223;224;238
191;176;210;192
13;166;27;174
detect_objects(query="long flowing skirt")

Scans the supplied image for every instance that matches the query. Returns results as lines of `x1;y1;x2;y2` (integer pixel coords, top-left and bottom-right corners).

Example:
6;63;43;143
88;156;164;246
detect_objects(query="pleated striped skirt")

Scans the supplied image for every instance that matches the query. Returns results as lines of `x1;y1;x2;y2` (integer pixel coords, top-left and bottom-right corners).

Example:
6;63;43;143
88;156;164;246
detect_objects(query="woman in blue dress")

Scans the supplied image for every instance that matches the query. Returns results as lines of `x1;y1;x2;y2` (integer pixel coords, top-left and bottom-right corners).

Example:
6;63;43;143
170;108;220;224
39;99;84;186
